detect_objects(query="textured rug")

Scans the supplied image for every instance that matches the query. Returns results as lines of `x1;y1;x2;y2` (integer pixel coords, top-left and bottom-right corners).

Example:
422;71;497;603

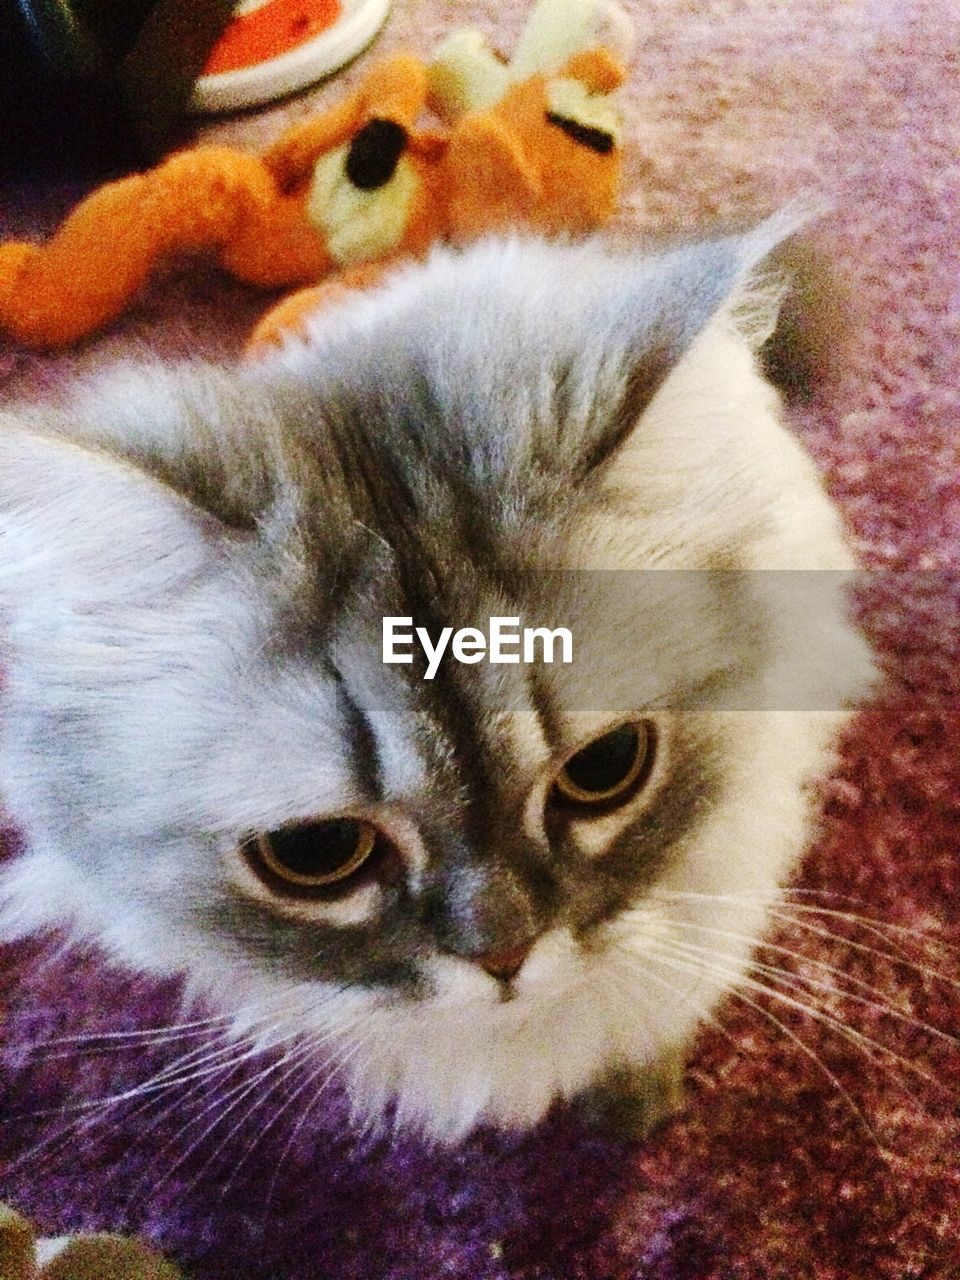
2;0;959;1276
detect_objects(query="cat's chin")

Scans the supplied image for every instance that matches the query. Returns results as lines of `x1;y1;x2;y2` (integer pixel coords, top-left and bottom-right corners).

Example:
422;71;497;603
306;923;717;1142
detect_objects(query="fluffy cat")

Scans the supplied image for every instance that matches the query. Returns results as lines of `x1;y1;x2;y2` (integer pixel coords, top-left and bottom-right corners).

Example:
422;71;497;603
0;222;874;1140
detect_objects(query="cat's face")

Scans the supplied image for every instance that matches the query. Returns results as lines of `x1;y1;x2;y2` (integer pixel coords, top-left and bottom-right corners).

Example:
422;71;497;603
0;228;873;1138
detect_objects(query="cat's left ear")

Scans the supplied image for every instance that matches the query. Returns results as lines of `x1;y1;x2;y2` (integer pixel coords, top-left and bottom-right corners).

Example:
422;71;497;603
0;422;230;622
573;209;806;475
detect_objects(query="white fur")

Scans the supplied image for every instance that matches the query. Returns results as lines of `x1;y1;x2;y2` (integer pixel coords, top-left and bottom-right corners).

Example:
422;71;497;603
0;234;875;1141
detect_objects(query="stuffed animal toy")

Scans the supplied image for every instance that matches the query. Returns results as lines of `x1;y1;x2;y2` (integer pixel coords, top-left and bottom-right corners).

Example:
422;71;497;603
0;52;436;348
0;1202;183;1280
427;0;633;237
250;0;632;350
0;0;631;351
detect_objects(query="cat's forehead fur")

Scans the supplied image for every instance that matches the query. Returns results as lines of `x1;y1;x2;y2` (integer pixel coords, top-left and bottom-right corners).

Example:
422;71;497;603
53;231;792;611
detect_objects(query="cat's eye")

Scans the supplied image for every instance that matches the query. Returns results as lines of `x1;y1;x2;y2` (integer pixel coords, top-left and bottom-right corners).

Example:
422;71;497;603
552;722;652;808
242;818;378;891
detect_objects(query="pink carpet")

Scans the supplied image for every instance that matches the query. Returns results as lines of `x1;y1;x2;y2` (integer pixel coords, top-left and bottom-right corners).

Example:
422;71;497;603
1;0;959;1275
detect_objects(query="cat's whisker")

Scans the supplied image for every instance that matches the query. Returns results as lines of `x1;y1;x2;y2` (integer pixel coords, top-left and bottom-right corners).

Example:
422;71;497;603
24;1012;233;1053
124;998;371;1187
9;1008;339;1192
654;888;960;957
661;917;959;1048
654;887;878;903
744;958;949;1089
768;902;960;961
263;1030;379;1214
19;984;320;1063
651;888;960;984
760;909;960;990
9;984;370;1195
20;1029;263;1121
2;1115;87;1187
219;1018;382;1202
643;945;889;1155
117;1003;355;1135
774;888;960;945
117;1034;332;1215
1;1029;258;1190
213;1044;333;1200
112;1033;278;1147
220;1004;384;1193
32;1033;222;1063
647;939;940;1133
139;1040;320;1204
105;991;358;1107
657;935;943;1081
150;1016;378;1208
0;1047;225;1189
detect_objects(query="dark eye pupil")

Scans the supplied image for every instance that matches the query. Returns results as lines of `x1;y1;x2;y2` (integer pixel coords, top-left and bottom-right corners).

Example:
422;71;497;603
267;820;362;878
563;724;642;794
244;819;378;892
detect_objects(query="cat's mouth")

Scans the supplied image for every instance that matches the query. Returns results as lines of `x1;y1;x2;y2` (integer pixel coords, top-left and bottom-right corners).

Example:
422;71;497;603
420;925;597;1009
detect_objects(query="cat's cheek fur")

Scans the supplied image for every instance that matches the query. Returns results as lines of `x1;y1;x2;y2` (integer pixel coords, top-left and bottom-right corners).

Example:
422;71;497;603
318;710;850;1141
0;228;877;1143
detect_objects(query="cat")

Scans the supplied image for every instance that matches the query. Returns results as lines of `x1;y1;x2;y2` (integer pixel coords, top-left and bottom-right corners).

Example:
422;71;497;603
0;219;875;1141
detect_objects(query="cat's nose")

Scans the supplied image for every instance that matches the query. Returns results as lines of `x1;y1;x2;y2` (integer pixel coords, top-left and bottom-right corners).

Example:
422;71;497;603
475;939;535;981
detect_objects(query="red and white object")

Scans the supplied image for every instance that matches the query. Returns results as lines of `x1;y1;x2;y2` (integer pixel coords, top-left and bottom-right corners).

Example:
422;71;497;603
190;0;391;114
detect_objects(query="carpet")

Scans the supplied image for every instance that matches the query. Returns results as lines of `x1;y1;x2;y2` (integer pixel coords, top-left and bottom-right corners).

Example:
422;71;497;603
1;0;959;1276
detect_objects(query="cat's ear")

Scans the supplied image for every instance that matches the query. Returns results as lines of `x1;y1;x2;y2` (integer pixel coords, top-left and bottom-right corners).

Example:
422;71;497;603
0;423;229;620
571;209;806;476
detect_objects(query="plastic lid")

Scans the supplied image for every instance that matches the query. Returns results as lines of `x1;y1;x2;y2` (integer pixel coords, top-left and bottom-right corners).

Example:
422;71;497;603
189;0;391;114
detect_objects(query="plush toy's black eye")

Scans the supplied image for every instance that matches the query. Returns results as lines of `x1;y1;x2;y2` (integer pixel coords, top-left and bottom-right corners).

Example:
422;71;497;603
242;819;377;892
346;118;409;190
544;112;615;154
552;722;652;808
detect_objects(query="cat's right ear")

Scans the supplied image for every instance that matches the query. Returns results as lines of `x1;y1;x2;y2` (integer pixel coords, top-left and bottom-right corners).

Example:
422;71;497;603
0;422;230;619
567;208;811;478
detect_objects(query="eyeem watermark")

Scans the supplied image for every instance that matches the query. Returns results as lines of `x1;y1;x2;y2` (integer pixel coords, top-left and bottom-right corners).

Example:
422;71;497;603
383;616;573;680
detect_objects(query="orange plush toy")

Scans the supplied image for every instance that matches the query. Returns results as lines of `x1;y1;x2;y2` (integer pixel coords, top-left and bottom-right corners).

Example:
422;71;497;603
251;0;633;350
0;0;632;352
0;53;438;348
427;0;632;238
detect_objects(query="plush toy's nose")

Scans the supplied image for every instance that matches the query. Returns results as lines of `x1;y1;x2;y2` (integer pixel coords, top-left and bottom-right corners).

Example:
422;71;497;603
346;119;409;190
475;939;536;981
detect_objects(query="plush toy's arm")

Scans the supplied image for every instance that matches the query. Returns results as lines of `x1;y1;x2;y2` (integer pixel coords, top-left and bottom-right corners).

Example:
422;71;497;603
264;54;430;189
0;147;283;347
510;0;605;79
427;30;512;120
246;260;395;353
428;0;632;123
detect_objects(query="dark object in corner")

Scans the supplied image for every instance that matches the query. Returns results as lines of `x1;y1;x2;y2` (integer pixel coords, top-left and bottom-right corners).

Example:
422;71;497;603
0;0;234;177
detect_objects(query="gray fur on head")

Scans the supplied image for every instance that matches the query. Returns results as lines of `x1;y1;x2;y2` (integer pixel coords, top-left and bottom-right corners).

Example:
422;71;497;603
0;226;873;1138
